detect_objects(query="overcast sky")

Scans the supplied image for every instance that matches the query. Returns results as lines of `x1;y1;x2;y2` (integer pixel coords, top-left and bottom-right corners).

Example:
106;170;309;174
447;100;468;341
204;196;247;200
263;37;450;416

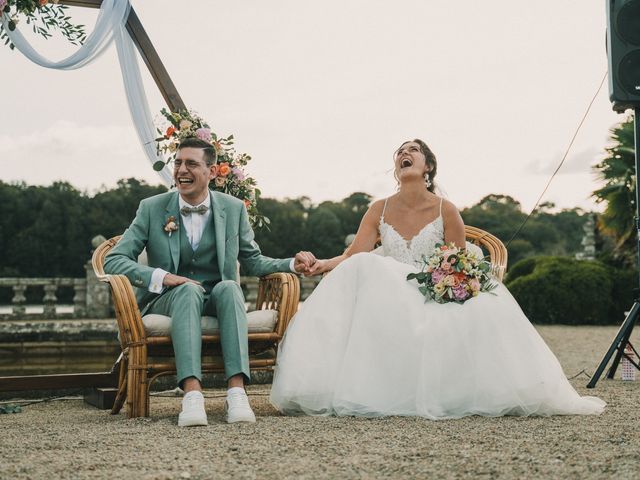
0;0;627;211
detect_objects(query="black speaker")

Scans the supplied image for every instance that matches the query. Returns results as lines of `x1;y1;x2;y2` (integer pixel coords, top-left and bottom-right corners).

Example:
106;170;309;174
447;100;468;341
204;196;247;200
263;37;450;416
607;0;640;112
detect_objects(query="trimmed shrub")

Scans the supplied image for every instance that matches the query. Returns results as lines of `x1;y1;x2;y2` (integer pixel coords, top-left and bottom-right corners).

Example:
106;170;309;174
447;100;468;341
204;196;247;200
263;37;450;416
505;256;619;325
609;267;638;322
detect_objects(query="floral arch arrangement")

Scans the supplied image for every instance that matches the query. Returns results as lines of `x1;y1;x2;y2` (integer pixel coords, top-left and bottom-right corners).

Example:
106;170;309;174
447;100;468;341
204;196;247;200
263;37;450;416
0;0;86;49
155;109;269;228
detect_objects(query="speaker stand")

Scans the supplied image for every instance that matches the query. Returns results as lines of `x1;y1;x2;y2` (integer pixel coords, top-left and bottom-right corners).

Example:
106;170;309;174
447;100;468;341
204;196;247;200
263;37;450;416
587;302;640;387
587;106;640;388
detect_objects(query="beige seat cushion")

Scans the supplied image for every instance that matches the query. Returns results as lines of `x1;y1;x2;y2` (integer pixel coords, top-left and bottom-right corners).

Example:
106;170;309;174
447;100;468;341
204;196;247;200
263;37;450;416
142;309;278;336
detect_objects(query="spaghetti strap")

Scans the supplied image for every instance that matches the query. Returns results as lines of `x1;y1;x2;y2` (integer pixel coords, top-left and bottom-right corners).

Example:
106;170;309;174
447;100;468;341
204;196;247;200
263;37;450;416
381;198;389;221
439;197;443;217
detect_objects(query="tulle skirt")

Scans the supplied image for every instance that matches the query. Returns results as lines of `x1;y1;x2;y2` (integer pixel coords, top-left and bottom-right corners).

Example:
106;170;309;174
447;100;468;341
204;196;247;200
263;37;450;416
270;253;605;418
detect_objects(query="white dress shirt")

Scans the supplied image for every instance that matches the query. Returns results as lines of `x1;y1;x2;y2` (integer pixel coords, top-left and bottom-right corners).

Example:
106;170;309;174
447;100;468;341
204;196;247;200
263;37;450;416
148;196;210;293
148;195;296;293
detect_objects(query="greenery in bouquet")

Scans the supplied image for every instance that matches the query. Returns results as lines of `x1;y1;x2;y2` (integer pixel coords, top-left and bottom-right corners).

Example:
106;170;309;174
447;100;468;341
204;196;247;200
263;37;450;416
155;108;270;228
0;0;87;50
407;243;497;304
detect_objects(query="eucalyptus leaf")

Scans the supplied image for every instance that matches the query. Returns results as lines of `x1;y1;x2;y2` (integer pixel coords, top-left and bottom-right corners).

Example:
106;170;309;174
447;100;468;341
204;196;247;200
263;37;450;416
152;161;166;171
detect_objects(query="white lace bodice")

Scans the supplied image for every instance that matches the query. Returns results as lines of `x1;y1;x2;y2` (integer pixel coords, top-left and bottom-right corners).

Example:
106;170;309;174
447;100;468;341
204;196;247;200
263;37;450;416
379;198;445;269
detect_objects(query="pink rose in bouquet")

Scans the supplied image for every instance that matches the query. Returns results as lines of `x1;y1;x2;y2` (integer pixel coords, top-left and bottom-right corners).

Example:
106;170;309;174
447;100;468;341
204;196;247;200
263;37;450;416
407;243;497;304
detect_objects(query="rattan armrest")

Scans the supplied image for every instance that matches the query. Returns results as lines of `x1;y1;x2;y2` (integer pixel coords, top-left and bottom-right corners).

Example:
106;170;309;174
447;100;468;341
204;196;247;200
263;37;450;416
102;273;146;348
256;272;300;337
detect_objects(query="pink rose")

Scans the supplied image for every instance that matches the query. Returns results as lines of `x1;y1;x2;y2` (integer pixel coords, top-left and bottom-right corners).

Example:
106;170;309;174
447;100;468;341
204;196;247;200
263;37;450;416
469;278;480;292
231;167;245;180
431;269;445;283
195;127;212;142
453;285;468;300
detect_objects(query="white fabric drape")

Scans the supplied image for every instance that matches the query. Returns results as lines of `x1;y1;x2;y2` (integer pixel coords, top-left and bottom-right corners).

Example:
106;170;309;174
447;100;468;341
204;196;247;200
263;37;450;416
113;17;173;185
1;0;173;185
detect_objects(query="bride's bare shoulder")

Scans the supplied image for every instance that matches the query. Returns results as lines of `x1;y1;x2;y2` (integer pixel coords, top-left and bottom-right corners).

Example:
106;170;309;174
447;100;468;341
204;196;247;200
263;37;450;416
360;199;387;226
439;197;460;214
438;197;465;227
368;198;387;212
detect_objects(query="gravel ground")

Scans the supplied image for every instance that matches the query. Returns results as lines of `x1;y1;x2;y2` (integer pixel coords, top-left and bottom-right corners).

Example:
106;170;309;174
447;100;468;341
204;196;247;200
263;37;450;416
1;325;639;479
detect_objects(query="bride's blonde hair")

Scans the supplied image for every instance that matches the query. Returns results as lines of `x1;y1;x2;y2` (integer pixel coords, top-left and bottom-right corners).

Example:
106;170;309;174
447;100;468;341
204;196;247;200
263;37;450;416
394;139;438;193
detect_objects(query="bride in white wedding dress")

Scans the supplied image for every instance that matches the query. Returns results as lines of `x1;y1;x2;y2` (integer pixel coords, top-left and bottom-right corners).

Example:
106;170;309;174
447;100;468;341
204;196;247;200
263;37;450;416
270;139;605;419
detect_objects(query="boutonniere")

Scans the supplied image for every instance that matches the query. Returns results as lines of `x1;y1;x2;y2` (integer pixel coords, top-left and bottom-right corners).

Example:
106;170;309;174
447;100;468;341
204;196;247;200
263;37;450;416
164;216;179;236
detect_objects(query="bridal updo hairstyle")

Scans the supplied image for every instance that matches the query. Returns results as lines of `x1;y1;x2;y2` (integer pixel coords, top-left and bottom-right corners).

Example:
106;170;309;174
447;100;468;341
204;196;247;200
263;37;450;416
394;138;437;193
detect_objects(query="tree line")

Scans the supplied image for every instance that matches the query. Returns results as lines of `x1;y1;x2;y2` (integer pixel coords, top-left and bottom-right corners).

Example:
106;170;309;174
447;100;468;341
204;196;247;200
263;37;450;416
0;179;593;278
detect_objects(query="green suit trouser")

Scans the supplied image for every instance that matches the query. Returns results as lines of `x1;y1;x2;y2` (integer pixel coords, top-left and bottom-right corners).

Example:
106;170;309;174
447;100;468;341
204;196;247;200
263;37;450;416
146;280;250;386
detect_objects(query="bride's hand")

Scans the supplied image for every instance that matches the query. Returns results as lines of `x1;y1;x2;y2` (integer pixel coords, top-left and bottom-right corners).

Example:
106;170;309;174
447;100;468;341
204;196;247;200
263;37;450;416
307;259;331;276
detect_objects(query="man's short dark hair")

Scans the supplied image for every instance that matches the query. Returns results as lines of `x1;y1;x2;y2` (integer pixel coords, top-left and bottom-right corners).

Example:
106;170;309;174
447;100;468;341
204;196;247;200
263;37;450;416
177;137;217;165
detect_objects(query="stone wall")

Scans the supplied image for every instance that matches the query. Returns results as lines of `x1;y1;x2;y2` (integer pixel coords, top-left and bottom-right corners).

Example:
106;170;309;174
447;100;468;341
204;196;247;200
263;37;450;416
0;264;321;320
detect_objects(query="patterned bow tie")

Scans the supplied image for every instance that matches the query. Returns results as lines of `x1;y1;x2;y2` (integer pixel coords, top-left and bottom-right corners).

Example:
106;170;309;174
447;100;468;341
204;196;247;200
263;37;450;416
180;205;209;216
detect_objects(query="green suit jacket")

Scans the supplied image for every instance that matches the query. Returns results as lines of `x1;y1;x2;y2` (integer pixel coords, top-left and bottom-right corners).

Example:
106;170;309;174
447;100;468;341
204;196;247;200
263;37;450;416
103;190;293;311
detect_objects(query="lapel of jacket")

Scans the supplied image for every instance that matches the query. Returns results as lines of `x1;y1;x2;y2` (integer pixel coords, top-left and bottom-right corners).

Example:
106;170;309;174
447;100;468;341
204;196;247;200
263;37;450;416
165;192;181;272
211;191;227;276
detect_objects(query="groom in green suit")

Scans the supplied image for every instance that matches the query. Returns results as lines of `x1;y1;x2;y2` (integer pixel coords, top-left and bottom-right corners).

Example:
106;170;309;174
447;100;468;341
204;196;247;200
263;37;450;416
104;137;315;426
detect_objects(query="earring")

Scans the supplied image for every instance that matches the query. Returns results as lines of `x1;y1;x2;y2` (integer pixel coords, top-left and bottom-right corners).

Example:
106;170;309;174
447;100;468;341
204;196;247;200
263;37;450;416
424;173;432;188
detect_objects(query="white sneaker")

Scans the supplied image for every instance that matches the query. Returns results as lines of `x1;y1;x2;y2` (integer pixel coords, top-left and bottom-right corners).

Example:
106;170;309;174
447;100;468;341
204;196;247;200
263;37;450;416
225;390;256;423
178;391;208;427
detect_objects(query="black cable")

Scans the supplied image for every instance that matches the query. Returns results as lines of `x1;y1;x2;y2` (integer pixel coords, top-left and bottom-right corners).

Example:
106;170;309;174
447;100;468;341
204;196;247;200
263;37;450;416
505;72;608;250
567;369;592;380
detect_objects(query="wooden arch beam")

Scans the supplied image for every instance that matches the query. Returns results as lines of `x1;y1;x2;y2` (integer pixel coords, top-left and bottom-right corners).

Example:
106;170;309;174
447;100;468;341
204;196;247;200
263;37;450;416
60;0;186;112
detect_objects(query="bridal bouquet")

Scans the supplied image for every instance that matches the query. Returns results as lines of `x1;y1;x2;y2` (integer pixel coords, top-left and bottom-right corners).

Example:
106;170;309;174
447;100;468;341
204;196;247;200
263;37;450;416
407;243;497;304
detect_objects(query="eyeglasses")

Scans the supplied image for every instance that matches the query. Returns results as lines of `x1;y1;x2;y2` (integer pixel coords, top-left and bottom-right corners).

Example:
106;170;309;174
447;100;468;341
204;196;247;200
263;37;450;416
173;159;208;170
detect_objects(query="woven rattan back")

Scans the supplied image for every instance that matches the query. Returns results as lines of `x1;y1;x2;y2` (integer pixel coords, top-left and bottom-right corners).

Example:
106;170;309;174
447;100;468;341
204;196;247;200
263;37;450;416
465;225;508;282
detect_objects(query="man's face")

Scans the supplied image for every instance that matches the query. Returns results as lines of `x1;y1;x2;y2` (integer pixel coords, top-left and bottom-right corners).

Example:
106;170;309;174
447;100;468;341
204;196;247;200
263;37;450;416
173;147;216;204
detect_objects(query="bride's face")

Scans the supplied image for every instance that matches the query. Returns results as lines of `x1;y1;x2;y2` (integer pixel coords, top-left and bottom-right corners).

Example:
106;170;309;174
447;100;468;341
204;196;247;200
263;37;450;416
394;141;429;182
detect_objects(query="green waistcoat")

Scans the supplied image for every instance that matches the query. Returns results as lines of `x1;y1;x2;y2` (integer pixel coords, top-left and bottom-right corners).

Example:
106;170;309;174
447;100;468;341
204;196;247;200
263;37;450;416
177;219;221;295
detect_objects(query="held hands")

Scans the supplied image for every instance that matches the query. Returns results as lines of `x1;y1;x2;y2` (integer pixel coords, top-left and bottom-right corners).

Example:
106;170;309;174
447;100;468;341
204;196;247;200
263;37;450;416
293;251;317;275
307;259;331;276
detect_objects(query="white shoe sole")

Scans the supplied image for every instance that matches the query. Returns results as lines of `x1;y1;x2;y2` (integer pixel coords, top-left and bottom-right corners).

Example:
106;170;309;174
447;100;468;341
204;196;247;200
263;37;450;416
178;413;208;427
226;413;256;423
225;401;257;423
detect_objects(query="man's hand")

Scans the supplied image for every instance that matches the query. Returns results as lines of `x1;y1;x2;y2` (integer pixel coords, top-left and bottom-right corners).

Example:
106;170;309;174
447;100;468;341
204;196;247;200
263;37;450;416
162;273;203;289
293;251;317;275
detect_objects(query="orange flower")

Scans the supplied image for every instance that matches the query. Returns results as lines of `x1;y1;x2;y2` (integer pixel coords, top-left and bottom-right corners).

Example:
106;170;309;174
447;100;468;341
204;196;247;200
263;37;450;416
244;200;252;209
218;162;231;177
39;0;48;6
165;126;176;138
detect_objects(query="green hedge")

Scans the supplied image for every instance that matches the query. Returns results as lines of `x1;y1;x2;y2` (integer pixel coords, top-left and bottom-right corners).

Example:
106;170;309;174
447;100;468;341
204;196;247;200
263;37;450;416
505;256;637;325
